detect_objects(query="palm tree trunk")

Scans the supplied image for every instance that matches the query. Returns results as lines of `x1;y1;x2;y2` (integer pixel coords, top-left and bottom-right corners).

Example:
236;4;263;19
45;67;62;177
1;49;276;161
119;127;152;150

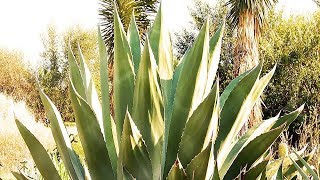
233;10;262;135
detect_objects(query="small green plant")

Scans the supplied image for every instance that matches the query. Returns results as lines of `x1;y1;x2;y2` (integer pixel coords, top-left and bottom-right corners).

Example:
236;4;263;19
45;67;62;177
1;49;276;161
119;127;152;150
13;5;304;180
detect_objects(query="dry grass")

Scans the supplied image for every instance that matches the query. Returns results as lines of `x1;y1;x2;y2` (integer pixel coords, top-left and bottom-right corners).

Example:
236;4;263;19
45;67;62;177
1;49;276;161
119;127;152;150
0;93;55;179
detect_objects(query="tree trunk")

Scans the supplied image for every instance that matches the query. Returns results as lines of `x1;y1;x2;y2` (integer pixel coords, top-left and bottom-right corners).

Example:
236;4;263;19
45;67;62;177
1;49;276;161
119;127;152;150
233;10;262;135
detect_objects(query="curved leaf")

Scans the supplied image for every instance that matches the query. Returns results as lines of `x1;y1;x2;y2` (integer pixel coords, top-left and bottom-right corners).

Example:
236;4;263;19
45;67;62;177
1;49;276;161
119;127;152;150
132;38;164;179
120;111;153;179
164;19;210;176
99;28;118;175
15;119;61;180
69;80;114;179
167;160;188;180
113;5;135;138
179;81;219;167
127;13;141;74
39;89;85;179
224;125;285;179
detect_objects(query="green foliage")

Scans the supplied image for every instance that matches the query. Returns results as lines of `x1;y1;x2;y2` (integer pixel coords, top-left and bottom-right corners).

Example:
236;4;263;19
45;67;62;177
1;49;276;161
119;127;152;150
15;7;303;180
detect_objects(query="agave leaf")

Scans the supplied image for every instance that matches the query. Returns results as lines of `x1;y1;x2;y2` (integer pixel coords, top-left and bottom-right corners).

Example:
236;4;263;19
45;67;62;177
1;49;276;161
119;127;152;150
179;81;219;167
292;149;319;179
289;156;309;180
167;160;188;180
114;5;135;138
120;111;153;179
77;45;102;121
127;12;141;74
15;120;61;180
212;160;221;180
68;45;86;98
204;24;224;97
164;19;210;176
69;80;114;179
11;171;29;180
39;89;85;179
132;37;164;179
219;70;250;109
244;160;269;180
149;4;173;80
223;125;285;179
98;28;118;175
271;104;304;129
218;114;279;176
185;142;214;180
216;64;276;164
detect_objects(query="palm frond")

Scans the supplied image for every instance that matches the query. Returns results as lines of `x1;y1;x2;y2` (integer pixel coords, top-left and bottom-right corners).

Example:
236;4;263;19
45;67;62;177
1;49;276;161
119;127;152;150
99;0;158;62
227;0;278;34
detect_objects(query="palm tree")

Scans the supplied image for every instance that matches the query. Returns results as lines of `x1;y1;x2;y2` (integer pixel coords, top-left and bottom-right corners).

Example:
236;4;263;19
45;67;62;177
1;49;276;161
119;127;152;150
227;0;278;132
99;0;158;62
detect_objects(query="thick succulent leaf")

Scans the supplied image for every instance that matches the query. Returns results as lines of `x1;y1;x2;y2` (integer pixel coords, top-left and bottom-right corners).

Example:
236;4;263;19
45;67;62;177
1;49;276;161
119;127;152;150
162;58;185;177
244;160;269;180
271;104;304;129
98;28;118;175
292;149;319;179
113;6;135;137
68;45;86;98
15;120;61;180
218;114;279;176
149;4;173;80
120;111;153;179
212;160;221;180
185;142;214;180
224;125;285;179
39;89;85;179
11;171;29;180
69;81;114;179
127;13;141;74
167;160;188;180
132;38;164;179
289;157;309;180
219;70;250;109
77;46;103;123
216;64;276;163
204;24;224;97
178;81;219;167
164;19;210;176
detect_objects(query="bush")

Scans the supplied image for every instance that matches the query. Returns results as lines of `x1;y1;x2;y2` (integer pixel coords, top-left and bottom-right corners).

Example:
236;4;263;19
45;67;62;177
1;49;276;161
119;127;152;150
0;49;44;121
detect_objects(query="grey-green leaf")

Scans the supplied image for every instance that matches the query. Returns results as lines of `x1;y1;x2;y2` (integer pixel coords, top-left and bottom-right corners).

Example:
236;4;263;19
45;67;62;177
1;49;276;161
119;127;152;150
164;19;210;176
224;125;285;179
127;12;141;74
179;81;219;167
120;111;153;179
98;27;118;174
69;80;114;179
132;37;164;179
15;119;61;180
113;5;135;138
39;89;85;179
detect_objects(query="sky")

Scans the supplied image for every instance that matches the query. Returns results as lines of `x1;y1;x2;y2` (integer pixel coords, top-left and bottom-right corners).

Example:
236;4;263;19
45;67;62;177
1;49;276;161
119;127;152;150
0;0;318;65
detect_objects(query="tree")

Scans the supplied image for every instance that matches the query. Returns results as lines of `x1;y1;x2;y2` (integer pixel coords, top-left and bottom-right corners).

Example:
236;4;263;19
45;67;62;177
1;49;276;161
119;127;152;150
99;0;158;61
227;0;278;131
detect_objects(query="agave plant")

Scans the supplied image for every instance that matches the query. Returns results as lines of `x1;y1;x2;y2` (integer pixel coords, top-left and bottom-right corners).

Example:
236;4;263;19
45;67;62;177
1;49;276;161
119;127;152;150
13;5;304;180
266;147;319;180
